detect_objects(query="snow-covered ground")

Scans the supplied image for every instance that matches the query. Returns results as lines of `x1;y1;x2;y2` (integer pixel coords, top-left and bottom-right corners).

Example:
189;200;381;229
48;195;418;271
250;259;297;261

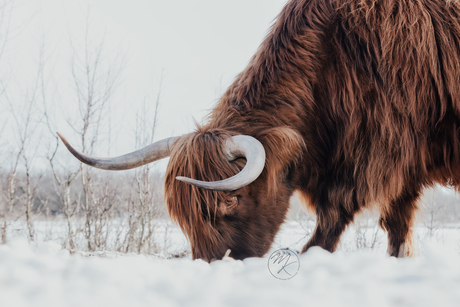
1;221;459;307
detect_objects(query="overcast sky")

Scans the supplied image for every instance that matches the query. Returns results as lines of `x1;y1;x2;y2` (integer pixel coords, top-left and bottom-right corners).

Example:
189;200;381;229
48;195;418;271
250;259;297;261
88;0;287;139
1;0;288;171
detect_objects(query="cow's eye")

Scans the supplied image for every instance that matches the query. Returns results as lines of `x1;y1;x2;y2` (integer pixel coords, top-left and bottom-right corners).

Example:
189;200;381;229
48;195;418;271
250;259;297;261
225;196;238;208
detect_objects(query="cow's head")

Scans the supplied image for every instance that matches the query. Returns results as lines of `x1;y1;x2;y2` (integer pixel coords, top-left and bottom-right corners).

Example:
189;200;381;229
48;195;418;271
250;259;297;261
58;127;303;262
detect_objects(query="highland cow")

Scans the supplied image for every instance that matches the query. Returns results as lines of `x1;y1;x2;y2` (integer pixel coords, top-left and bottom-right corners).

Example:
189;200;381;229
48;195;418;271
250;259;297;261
59;0;460;262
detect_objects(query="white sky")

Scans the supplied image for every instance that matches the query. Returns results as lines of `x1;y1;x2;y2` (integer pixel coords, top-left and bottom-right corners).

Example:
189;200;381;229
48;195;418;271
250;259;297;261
90;0;287;138
0;0;288;171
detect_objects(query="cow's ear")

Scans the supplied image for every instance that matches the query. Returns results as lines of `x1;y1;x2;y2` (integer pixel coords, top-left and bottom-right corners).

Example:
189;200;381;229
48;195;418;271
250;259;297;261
257;127;305;193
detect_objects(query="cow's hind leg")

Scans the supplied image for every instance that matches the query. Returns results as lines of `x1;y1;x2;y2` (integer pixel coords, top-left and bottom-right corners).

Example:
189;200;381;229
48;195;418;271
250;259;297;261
379;189;420;257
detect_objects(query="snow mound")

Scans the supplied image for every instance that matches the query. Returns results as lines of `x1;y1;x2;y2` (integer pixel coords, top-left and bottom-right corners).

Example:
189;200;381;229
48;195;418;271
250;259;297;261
0;238;459;307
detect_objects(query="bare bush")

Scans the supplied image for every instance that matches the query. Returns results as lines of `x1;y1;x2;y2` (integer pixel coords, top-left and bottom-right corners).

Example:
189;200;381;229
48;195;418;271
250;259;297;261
353;218;380;250
0;150;21;244
423;189;446;238
61;7;126;252
118;80;166;254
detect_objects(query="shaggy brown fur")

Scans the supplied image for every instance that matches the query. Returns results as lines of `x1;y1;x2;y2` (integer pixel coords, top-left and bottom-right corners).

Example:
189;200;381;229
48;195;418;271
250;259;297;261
165;0;460;261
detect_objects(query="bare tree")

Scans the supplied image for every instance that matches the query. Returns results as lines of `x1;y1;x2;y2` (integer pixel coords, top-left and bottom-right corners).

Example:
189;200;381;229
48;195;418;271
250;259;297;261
5;65;44;242
354;218;380;250
0;0;21;243
45;136;81;249
121;77;164;254
40;27;81;249
423;189;445;238
0;147;21;243
65;6;125;251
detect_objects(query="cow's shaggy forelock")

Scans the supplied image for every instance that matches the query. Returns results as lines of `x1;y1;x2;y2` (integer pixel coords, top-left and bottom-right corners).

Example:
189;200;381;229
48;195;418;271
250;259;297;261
164;130;237;260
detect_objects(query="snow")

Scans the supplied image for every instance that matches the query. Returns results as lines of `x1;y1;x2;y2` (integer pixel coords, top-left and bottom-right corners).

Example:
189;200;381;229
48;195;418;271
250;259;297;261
1;224;460;307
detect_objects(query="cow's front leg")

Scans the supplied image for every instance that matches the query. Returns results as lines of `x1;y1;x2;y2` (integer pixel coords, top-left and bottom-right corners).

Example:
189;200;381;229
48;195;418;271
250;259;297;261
300;212;354;253
300;192;358;253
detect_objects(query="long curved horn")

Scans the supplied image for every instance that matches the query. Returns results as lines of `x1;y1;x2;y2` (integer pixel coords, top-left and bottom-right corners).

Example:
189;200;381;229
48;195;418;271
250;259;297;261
57;132;179;170
176;135;265;191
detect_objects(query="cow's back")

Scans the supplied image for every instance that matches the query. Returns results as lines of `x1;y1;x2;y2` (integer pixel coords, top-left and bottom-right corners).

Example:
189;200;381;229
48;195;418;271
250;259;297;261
306;0;460;202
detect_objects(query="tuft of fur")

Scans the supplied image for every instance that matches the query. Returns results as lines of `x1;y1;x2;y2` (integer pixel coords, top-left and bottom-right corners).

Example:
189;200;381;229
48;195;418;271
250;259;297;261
165;130;239;259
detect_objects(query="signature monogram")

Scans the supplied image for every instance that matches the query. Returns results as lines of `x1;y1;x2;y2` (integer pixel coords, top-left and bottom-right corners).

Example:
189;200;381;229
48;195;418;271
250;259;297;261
268;248;300;280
